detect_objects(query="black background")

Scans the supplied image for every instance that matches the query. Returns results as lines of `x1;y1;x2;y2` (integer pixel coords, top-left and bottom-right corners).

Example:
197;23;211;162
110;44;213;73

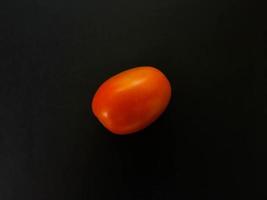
0;0;266;199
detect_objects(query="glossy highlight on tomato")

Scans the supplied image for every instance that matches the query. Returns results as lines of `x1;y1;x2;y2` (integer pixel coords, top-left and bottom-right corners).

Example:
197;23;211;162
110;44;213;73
91;66;172;135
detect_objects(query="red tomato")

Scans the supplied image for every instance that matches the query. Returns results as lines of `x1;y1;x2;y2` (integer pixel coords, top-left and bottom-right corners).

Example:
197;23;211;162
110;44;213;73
91;66;171;135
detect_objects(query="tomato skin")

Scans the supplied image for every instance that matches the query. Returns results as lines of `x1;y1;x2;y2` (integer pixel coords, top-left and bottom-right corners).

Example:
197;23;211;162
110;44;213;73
91;66;171;135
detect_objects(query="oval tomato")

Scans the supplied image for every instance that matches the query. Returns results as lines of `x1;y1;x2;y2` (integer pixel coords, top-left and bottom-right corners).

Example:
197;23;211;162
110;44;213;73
91;66;171;135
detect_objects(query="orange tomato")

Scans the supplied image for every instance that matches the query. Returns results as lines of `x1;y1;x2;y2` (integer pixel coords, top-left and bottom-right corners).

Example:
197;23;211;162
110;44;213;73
91;66;171;135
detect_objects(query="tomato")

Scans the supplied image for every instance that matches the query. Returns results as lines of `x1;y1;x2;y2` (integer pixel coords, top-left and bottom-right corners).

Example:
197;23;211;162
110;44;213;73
91;66;172;135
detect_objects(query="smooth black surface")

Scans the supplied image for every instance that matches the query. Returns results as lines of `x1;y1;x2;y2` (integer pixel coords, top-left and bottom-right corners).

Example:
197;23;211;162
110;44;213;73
0;0;266;199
